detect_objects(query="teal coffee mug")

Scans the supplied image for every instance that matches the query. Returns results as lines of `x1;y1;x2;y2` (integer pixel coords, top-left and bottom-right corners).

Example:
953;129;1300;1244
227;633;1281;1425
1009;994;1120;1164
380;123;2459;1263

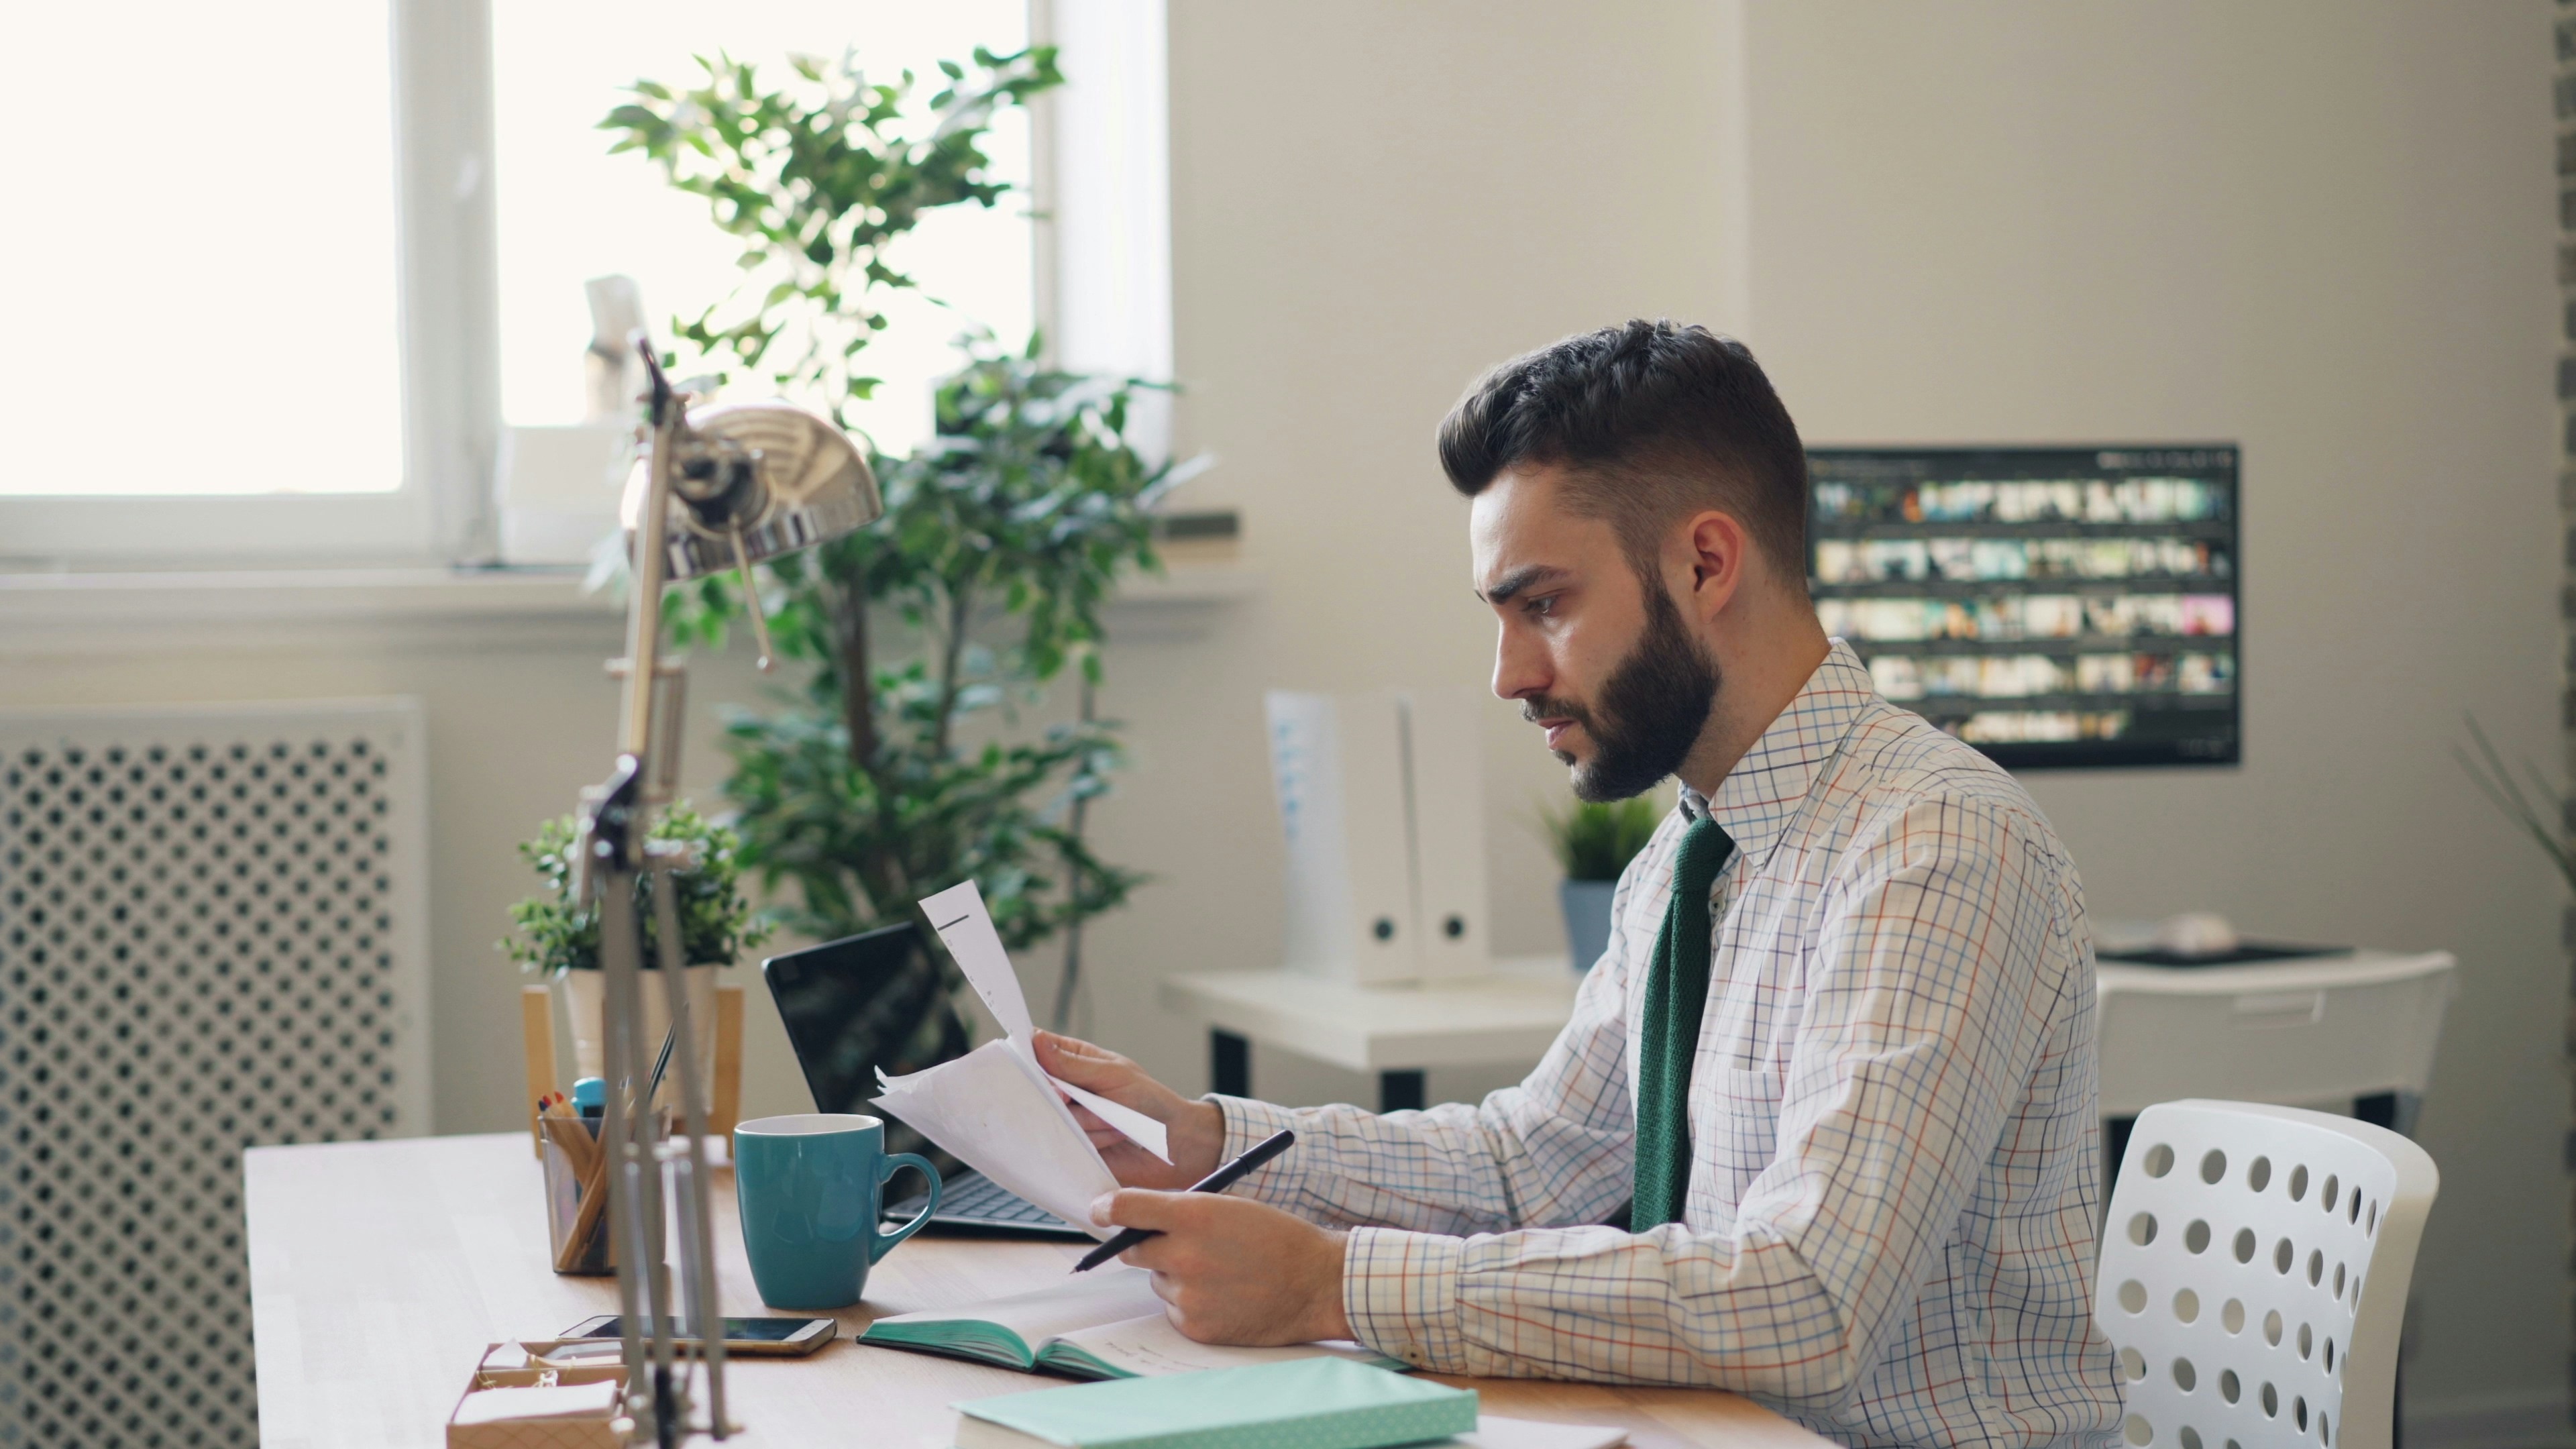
733;1114;941;1310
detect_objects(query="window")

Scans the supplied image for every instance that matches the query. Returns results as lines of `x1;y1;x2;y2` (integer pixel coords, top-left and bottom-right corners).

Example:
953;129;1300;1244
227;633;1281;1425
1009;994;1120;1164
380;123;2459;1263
491;1;1034;458
7;5;405;499
0;2;462;563
0;1;1165;568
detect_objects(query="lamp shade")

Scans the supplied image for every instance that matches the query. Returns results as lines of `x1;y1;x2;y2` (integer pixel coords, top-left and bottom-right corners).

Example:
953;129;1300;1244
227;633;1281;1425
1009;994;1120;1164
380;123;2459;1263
621;399;881;578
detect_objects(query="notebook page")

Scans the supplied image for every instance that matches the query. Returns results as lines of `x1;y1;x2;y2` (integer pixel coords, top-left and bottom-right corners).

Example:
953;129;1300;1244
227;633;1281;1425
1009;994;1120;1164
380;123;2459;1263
1053;1313;1405;1378
869;1268;1163;1344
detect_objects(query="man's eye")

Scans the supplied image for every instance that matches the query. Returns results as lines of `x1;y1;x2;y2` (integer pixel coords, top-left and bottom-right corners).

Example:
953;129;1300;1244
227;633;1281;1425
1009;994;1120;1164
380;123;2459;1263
1524;595;1558;619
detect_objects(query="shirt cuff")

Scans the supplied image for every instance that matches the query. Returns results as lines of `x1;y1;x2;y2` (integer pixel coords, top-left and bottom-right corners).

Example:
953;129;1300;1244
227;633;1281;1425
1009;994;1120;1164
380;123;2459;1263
1207;1093;1307;1205
1342;1228;1468;1372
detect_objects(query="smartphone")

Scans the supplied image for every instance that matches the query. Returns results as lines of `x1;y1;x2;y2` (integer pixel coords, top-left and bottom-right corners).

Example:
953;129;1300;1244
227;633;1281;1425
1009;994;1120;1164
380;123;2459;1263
557;1316;837;1357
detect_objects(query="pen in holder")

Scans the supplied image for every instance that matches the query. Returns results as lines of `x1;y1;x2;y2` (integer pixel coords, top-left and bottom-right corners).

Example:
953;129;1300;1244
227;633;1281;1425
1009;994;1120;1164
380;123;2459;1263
539;1094;670;1276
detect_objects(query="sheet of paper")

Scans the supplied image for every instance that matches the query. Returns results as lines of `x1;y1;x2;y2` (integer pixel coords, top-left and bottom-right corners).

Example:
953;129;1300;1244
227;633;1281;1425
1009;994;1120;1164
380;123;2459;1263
451;1381;619;1426
918;881;1171;1164
872;1040;1118;1237
1453;1417;1628;1449
923;879;1035;1040
871;1267;1163;1342
1053;1079;1172;1163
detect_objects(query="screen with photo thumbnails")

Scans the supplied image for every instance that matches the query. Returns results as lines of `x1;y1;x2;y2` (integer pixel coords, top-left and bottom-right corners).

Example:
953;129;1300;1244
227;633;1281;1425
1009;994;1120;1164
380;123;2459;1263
1807;446;2240;769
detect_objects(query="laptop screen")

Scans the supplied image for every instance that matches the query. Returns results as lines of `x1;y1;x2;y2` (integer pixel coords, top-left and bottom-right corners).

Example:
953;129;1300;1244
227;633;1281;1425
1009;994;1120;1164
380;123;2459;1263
761;922;970;1163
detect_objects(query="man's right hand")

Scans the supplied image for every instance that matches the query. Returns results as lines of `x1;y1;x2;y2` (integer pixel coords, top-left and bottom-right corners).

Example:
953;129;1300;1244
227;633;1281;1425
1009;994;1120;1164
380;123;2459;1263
1034;1030;1228;1189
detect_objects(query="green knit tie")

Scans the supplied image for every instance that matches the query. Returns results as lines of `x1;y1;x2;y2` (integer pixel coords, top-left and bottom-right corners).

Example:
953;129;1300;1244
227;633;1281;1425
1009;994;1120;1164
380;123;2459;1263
1631;814;1737;1230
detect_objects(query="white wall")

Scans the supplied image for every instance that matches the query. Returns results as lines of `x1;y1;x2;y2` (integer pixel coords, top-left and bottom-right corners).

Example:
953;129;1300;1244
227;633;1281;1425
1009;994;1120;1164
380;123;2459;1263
1136;0;2566;1428
1;0;2556;1433
1735;1;2563;1428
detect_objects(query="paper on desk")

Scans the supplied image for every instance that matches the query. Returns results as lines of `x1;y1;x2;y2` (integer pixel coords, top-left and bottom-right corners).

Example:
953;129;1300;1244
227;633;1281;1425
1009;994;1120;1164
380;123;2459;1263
451;1380;620;1426
1453;1418;1627;1449
917;881;1170;1163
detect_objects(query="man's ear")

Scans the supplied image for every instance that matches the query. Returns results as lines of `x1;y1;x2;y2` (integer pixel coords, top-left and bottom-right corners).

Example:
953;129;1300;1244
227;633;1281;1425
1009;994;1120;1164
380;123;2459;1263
1679;509;1752;622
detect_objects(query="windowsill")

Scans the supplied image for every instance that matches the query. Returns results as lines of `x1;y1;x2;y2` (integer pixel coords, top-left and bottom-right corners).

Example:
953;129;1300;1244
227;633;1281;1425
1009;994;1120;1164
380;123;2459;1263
0;561;1258;658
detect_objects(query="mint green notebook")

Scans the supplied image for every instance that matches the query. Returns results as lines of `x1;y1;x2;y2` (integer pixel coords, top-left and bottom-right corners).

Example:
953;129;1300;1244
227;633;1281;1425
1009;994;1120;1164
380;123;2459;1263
953;1358;1476;1449
863;1269;1405;1382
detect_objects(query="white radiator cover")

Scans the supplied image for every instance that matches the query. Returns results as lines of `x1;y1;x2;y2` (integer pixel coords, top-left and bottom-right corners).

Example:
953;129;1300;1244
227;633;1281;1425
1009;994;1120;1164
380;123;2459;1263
0;698;429;1449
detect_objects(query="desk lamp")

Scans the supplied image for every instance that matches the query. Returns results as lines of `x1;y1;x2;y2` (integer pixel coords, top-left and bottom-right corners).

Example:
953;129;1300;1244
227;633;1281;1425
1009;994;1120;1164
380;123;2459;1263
575;337;880;1446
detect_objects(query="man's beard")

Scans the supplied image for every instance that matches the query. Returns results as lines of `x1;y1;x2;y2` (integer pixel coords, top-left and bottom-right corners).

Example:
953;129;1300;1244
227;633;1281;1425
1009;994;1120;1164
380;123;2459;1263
1524;583;1719;803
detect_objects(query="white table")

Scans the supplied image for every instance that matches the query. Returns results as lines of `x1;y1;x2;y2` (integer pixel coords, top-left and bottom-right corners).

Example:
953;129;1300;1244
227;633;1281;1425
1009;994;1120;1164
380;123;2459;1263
1159;956;1578;1110
2092;946;2456;1136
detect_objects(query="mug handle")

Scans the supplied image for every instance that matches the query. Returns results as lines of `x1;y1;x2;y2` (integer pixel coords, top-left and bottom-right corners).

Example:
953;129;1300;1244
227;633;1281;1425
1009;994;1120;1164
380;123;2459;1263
870;1153;941;1263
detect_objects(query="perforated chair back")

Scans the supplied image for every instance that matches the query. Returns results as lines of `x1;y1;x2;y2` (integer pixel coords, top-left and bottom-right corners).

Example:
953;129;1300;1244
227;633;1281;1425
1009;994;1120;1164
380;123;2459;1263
2097;1100;2437;1449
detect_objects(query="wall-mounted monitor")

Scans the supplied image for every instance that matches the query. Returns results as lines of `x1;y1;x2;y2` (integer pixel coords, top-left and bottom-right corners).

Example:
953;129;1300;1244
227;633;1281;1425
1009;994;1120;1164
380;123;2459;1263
1807;445;2239;769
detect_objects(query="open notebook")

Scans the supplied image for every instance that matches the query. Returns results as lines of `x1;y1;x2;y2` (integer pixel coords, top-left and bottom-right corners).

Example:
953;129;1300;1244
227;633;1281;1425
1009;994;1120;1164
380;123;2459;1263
859;1268;1403;1381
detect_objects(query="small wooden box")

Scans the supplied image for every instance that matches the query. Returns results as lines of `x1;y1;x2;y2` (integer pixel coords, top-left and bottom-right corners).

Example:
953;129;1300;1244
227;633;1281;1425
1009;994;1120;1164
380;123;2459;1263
446;1344;627;1449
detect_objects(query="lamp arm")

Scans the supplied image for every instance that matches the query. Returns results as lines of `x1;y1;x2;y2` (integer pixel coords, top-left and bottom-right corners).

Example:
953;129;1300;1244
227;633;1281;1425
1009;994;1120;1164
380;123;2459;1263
619;337;680;790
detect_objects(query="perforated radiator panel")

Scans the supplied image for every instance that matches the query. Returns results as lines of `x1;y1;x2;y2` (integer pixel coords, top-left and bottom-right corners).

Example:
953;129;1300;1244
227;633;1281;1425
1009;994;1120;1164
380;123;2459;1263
0;700;429;1449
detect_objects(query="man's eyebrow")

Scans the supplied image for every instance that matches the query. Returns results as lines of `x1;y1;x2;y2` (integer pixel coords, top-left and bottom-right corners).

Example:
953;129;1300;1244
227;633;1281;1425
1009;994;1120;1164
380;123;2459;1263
1477;565;1568;604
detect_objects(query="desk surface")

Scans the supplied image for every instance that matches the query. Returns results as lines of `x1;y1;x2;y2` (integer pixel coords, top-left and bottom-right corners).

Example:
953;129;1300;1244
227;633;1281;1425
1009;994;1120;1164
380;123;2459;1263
246;1132;1831;1449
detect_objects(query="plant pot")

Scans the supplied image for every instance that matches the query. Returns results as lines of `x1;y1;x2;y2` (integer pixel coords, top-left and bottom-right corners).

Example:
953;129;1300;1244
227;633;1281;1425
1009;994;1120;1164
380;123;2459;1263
1559;879;1616;973
557;963;720;1110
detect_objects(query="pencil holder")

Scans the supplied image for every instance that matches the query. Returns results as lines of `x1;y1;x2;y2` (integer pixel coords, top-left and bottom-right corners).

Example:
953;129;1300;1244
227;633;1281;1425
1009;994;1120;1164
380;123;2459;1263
539;1110;669;1276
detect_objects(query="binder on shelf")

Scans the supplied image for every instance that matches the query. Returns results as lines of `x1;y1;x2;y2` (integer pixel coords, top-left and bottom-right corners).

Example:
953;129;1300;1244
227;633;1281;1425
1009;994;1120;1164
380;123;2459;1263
1265;691;1419;984
1265;688;1494;985
1399;690;1491;981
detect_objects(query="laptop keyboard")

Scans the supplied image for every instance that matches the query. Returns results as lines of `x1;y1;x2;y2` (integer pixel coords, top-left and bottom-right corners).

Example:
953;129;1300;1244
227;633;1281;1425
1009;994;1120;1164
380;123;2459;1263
888;1169;1079;1231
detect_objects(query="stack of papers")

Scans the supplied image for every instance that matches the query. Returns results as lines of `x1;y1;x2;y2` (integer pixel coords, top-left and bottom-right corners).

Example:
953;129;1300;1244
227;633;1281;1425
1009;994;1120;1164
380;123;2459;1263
871;882;1169;1236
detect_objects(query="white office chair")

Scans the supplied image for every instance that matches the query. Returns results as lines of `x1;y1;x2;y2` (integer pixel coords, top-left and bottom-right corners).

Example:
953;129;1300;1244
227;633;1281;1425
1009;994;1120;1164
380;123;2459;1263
2096;1100;2438;1449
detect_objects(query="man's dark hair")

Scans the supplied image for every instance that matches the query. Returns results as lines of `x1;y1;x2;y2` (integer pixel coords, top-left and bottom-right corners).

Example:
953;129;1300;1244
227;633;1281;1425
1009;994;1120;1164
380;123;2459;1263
1438;320;1809;588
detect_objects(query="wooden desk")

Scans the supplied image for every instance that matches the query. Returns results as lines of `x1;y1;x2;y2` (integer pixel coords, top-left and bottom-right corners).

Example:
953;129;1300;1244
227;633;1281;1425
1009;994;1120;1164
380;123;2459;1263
247;1132;1831;1449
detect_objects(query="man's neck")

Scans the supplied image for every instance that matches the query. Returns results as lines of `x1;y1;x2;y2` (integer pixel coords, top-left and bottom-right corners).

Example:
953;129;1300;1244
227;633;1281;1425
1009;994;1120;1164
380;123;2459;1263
1674;612;1831;801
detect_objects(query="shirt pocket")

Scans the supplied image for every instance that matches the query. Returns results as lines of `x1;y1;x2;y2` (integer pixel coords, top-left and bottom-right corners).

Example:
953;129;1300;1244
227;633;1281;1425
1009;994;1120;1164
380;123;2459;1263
1696;1064;1783;1210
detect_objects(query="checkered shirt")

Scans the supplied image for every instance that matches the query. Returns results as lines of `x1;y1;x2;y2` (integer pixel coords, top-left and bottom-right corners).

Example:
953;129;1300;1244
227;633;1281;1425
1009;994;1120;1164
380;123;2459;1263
1216;639;2121;1449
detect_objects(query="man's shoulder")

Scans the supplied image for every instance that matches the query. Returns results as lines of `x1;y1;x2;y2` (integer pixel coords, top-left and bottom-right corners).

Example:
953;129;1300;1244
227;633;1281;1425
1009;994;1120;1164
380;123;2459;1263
1824;700;2070;859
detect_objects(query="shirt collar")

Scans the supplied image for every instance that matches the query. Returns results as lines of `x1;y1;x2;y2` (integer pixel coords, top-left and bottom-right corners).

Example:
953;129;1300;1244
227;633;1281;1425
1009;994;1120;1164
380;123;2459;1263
1677;639;1876;867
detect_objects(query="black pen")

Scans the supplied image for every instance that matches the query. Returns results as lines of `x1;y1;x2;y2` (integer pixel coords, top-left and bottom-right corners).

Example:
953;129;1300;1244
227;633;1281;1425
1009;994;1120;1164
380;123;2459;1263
1072;1129;1297;1273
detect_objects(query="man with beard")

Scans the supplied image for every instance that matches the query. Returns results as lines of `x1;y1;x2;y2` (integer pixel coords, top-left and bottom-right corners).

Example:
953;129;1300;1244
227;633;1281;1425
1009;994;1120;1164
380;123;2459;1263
1036;321;2120;1449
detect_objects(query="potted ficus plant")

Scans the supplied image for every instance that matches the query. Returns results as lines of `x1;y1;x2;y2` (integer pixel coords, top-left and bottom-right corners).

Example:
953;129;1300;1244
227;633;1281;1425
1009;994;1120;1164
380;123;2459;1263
503;803;771;1091
586;40;1189;1152
1538;795;1663;973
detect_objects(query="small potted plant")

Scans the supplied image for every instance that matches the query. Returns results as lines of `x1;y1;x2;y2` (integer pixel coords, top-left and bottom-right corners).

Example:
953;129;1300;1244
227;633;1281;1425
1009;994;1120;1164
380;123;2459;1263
503;802;771;1092
1538;796;1663;972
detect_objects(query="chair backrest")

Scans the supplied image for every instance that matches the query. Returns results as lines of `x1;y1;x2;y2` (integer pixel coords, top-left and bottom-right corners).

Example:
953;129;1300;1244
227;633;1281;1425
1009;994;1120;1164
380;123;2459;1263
2096;1099;2437;1449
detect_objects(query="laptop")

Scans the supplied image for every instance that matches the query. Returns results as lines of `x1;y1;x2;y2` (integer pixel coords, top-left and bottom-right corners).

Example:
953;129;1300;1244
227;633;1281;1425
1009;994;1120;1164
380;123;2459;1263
761;922;1091;1238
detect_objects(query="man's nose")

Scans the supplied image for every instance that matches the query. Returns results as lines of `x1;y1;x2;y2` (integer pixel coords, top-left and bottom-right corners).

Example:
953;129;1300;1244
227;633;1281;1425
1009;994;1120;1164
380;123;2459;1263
1491;621;1548;702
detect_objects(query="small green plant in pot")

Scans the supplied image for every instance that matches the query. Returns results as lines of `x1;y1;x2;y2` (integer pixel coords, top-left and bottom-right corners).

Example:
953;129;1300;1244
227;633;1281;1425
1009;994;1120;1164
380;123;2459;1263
1538;796;1664;972
504;803;771;1093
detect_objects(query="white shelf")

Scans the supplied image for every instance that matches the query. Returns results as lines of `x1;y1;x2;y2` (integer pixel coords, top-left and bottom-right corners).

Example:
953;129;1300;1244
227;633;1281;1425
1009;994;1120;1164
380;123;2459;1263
1159;957;1581;1075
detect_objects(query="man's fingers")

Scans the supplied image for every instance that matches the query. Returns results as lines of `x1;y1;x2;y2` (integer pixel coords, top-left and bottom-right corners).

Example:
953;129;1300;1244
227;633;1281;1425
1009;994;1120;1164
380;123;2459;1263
1034;1030;1130;1089
1089;1187;1199;1233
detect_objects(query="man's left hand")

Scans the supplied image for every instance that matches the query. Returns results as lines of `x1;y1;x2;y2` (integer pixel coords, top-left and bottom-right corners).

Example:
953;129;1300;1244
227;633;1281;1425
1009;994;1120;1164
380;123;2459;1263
1091;1189;1354;1346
